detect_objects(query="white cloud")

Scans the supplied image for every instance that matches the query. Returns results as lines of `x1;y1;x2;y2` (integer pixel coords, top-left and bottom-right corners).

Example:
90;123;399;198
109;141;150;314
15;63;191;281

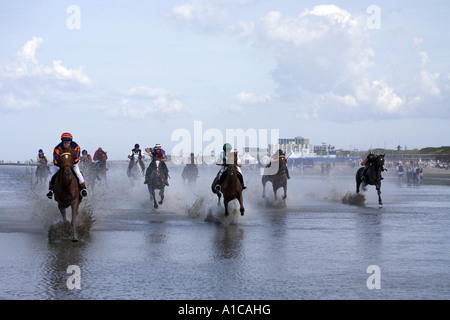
233;5;449;120
0;37;92;111
98;86;190;120
169;0;229;29
235;91;272;103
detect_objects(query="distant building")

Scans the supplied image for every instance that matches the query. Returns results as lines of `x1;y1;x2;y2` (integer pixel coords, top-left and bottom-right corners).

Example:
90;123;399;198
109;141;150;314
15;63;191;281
270;136;314;156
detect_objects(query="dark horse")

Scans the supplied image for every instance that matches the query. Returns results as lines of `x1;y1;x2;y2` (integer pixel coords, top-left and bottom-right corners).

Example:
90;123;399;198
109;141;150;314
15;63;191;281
145;159;167;209
93;151;108;183
356;154;386;205
211;151;245;216
182;164;199;185
262;156;288;200
35;161;50;184
53;148;82;241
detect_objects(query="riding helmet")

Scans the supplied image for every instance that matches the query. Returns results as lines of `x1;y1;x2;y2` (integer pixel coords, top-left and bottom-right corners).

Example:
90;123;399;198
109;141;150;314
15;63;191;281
61;132;73;141
223;143;232;151
38;149;43;153
135;144;139;148
154;144;161;149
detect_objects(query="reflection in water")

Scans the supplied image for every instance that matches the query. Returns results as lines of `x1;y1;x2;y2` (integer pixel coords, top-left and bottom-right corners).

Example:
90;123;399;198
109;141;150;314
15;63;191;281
212;225;244;260
42;240;89;299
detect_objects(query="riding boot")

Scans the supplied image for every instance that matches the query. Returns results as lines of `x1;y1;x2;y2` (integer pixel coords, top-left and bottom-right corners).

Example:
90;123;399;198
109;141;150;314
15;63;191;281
80;182;88;197
285;168;291;179
165;176;169;186
238;173;247;190
46;181;53;199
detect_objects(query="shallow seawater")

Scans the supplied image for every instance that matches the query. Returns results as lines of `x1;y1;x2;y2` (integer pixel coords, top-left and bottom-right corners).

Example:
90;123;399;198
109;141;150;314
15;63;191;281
0;164;449;300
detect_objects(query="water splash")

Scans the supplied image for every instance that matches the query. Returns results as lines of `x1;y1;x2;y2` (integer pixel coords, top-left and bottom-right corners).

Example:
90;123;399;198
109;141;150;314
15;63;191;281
341;191;366;206
47;202;95;241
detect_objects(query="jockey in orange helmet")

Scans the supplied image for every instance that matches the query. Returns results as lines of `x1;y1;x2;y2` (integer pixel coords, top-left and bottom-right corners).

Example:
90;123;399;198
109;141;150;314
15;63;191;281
46;132;88;199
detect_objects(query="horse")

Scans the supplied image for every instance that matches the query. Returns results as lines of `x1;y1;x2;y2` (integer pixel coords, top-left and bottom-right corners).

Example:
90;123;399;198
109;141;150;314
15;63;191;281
93;151;108;183
127;153;145;182
262;156;288;200
356;154;386;205
145;159;167;209
52;148;82;242
211;151;245;216
181;164;199;185
35;161;50;184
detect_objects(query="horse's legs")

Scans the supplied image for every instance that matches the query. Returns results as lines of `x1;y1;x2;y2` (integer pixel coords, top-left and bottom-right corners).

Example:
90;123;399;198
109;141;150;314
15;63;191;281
217;193;222;206
148;187;158;209
71;201;79;242
273;185;278;200
239;194;245;216
376;183;383;205
262;179;267;198
224;200;229;216
356;176;360;193
58;204;67;221
158;189;164;205
282;184;287;200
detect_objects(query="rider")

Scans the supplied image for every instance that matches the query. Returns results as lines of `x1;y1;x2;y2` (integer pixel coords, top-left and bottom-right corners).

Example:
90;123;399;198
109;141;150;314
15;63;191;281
144;144;169;186
127;143;145;176
46;132;88;199
80;149;93;164
213;143;246;191
361;151;383;180
93;147;108;163
265;149;291;179
37;149;51;174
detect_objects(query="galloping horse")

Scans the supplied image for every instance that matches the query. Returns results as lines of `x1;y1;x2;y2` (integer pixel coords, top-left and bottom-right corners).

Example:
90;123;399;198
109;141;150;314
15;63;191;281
145;159;167;209
35;162;50;184
262;156;288;200
211;151;245;216
52;148;82;242
127;153;145;181
182;164;199;185
356;154;386;205
93;151;108;183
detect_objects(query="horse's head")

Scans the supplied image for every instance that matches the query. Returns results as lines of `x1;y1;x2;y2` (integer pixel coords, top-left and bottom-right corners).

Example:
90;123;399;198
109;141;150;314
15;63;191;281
60;148;75;177
99;151;107;163
377;154;385;167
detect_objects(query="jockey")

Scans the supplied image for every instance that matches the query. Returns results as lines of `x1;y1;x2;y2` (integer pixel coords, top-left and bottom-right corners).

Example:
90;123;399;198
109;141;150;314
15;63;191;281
37;149;50;175
144;144;169;186
37;149;48;165
361;151;383;180
127;143;145;176
80;150;93;164
93;147;108;162
213;143;246;191
266;149;291;179
46;132;88;199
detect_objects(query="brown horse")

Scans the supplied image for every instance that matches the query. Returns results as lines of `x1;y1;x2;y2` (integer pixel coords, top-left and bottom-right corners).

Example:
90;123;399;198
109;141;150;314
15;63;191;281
93;151;108;183
211;151;245;216
52;148;82;241
262;156;288;200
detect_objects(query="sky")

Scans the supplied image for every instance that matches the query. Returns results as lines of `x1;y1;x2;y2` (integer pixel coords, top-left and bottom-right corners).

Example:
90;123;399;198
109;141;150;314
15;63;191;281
0;0;449;162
